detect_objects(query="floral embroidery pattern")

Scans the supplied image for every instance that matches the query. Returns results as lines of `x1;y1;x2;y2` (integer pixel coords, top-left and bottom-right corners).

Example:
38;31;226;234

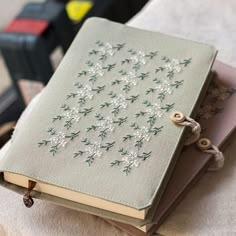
197;82;236;120
38;40;192;174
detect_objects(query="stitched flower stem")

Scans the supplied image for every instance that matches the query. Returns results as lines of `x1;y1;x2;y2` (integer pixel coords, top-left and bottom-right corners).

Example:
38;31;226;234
123;164;132;175
100;141;116;151
66;131;80;141
38;140;50;147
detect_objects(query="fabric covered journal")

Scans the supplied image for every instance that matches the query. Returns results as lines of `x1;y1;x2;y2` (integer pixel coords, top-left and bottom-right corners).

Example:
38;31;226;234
0;18;218;230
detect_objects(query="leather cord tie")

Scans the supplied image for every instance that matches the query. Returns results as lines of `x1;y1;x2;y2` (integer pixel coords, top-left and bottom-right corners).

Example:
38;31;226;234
23;180;37;208
197;138;224;171
170;111;201;145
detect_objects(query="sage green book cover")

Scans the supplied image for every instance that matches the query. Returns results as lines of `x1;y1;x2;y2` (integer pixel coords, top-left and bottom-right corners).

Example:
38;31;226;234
0;18;216;225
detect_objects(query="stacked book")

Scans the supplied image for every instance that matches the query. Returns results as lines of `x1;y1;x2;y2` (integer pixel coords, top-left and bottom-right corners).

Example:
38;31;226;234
0;18;235;235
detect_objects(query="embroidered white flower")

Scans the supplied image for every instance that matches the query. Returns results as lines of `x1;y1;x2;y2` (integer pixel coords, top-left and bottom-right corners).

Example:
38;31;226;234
86;142;102;157
111;94;127;109
210;86;228;100
88;63;104;77
76;85;93;100
130;51;147;65
98;43;114;56
198;104;212;119
134;126;151;141
121;72;137;86
98;117;115;132
63;107;81;122
165;59;182;72
49;132;68;147
122;151;140;167
146;103;163;118
156;80;173;94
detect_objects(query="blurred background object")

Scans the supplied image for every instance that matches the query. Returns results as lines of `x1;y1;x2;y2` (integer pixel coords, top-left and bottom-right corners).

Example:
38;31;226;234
0;0;148;147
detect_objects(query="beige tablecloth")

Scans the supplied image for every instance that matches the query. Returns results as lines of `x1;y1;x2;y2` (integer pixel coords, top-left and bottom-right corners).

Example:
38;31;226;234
1;0;236;235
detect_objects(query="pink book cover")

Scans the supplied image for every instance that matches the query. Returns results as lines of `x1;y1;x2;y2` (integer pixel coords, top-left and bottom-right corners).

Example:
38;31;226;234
107;60;236;236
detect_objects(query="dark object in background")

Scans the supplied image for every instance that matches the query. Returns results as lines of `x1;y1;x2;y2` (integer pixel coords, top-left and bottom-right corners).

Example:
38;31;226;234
0;1;75;107
72;0;148;30
0;121;15;148
0;0;148;148
0;87;23;126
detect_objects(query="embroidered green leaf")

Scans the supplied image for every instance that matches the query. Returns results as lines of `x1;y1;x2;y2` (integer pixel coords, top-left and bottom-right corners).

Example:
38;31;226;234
66;131;80;141
132;62;141;71
162;56;170;62
111;79;121;85
157;92;166;102
50;144;59;156
47;128;56;135
61;104;70;111
180;58;192;67
99;54;108;62
89;75;98;83
138;72;149;80
74;82;83;88
66;93;77;100
64;118;73;130
86;60;94;67
146;51;158;59
138;151;152;160
110;160;122;166
118;70;127;76
155;67;165;73
167;70;174;79
143;100;152;107
100;141;115;151
171;80;184;88
123;84;131;93
100;102;111;108
107;91;117;98
78;71;87;77
87;125;99;132
118;147;128;155
103;63;116;72
161;103;175;112
92;85;105;94
126;95;139;103
81;138;91;145
78;96;86;106
135;138;144;150
130;123;139;130
227;88;236;96
135;111;146;117
95;113;104;121
89;50;99;56
113;117;127;126
121;59;131;65
52;115;64;123
112;106;121;116
146;88;156;95
79;108;93;116
128;49;137;55
38;140;50;147
73;151;86;158
150;126;163;135
123;164;132;175
85;154;95;166
113;43;125;51
153;78;161;84
123;135;134;142
96;40;104;47
98;128;108;140
147;115;157;128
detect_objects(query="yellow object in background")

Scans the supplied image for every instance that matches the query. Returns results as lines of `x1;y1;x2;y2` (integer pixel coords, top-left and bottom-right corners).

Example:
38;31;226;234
66;0;93;22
